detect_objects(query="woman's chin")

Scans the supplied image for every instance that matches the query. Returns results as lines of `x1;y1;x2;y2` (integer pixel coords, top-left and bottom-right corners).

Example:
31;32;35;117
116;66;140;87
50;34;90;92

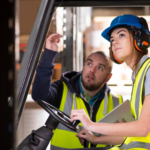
116;56;124;62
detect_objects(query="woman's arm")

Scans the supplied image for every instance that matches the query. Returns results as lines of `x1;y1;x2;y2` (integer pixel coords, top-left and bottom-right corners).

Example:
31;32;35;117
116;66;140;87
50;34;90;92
76;129;124;145
71;94;150;137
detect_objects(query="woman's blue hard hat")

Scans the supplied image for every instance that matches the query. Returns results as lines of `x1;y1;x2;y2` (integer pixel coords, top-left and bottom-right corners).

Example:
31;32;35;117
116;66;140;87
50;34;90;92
101;14;144;42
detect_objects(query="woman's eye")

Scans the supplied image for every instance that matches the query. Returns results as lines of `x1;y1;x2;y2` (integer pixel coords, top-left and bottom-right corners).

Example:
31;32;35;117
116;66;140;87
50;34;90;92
120;34;125;37
110;39;114;43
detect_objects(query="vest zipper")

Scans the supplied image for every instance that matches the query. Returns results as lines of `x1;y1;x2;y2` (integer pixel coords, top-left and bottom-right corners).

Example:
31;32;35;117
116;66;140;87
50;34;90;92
90;106;93;119
89;98;99;119
80;93;99;120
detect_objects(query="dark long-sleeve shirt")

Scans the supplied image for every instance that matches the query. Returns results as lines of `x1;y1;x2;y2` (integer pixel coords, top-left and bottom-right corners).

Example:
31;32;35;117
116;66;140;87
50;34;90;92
32;48;111;121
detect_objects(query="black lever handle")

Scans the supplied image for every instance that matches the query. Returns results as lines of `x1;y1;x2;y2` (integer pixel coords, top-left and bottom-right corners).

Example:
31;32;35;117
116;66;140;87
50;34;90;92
72;120;89;147
84;139;89;148
72;120;80;126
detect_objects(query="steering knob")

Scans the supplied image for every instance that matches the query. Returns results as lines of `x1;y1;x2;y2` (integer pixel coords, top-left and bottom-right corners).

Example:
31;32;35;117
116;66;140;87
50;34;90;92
72;120;80;126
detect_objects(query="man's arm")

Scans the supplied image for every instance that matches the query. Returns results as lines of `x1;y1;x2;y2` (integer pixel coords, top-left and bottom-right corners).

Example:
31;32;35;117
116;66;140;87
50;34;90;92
32;34;63;108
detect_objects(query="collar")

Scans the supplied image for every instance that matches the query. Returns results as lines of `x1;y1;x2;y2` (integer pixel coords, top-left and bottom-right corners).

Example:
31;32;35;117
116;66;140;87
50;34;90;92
132;55;150;82
79;76;104;106
79;76;84;93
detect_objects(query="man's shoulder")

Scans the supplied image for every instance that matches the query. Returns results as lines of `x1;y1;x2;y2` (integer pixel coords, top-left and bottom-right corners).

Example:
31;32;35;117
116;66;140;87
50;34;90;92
109;91;120;98
60;71;81;94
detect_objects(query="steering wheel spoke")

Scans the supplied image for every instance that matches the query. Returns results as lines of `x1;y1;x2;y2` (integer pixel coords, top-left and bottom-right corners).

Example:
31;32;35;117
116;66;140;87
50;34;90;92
37;100;80;132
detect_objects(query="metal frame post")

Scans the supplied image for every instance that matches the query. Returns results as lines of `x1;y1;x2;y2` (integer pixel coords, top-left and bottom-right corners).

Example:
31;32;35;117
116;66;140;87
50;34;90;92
0;0;18;149
54;0;150;7
17;0;56;126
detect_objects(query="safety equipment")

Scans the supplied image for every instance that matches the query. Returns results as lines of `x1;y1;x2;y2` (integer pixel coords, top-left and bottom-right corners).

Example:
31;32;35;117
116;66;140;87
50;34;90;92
112;53;124;64
122;58;150;149
51;82;123;150
134;28;150;52
110;58;150;150
102;14;150;64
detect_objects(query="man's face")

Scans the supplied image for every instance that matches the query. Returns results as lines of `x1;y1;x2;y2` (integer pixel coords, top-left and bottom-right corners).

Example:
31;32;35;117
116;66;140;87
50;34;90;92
81;53;111;91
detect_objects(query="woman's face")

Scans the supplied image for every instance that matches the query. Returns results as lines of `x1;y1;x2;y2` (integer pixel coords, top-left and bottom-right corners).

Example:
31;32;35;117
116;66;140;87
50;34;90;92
110;27;135;62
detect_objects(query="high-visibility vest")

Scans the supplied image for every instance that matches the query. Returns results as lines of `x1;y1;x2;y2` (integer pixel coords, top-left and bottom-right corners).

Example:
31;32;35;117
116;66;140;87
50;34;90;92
51;82;123;150
110;58;150;150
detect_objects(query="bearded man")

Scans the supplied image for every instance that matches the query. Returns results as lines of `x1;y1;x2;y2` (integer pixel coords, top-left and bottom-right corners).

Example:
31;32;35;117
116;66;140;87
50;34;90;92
32;33;123;150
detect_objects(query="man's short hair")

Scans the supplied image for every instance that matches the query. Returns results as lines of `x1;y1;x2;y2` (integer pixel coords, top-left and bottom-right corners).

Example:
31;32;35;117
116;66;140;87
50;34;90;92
87;51;113;74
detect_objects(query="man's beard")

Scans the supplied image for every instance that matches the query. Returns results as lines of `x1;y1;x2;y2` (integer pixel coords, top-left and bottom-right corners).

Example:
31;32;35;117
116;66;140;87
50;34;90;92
81;76;101;91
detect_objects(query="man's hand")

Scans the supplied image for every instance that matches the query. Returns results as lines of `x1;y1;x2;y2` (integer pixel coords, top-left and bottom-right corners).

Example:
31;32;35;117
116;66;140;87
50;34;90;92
45;33;63;51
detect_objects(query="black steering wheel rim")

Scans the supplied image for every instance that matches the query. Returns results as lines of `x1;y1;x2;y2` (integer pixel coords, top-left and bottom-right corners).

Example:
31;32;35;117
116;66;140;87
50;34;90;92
37;100;79;132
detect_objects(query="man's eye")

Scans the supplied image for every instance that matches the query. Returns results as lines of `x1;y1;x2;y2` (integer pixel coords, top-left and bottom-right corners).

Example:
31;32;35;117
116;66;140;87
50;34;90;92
88;63;92;66
98;66;102;70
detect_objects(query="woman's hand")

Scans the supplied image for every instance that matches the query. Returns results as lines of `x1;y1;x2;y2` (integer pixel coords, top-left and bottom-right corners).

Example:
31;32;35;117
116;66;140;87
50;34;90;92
71;109;93;130
115;119;126;123
76;129;96;145
77;129;125;146
45;33;63;51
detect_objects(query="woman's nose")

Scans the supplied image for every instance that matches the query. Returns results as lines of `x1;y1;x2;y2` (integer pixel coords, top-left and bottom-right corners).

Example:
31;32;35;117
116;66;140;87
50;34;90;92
112;39;118;45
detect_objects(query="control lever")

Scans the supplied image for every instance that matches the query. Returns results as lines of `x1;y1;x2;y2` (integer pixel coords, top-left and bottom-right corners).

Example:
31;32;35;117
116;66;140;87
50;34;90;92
72;120;89;148
72;120;80;126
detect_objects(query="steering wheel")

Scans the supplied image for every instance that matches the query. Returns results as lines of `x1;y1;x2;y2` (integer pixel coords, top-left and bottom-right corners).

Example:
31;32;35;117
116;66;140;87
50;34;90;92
37;100;80;132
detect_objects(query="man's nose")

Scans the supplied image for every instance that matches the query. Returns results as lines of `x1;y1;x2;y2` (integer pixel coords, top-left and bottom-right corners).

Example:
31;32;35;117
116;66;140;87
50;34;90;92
90;66;95;73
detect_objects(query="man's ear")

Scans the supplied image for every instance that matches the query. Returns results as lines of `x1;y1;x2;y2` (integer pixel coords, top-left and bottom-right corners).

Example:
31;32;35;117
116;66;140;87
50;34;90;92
106;73;112;82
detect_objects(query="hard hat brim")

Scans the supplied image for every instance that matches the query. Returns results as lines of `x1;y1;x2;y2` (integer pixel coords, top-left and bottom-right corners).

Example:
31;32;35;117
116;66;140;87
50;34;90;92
101;23;142;42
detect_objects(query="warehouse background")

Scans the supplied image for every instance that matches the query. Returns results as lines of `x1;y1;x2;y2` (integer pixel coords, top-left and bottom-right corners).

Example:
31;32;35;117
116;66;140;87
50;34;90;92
16;1;150;149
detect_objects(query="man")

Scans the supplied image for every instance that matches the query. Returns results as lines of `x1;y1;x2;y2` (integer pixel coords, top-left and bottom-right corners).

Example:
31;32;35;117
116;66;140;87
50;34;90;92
32;33;123;150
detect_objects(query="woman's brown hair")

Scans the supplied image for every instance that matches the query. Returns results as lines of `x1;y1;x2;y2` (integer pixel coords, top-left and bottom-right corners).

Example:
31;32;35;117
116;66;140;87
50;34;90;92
109;18;149;70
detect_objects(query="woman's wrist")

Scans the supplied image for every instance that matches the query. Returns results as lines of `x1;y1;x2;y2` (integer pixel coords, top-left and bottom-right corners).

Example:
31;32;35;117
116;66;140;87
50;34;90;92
88;121;96;132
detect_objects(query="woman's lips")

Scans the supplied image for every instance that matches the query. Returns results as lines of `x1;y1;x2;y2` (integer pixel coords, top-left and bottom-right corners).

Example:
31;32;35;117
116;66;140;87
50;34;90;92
115;48;121;51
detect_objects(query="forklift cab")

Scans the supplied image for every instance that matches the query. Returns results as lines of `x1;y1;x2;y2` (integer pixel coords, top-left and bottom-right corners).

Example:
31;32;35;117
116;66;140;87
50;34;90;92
16;0;150;150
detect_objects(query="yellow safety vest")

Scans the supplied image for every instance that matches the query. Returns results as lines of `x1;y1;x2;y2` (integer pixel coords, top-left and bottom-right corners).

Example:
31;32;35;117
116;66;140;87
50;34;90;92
110;58;150;150
51;82;123;150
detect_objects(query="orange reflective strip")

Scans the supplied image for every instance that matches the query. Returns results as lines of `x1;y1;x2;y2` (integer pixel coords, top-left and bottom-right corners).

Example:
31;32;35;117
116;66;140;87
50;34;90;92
54;63;62;69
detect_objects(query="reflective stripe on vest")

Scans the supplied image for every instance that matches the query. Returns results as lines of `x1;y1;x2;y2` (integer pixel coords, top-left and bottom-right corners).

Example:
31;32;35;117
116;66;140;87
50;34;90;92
109;141;150;150
51;82;123;150
119;58;150;150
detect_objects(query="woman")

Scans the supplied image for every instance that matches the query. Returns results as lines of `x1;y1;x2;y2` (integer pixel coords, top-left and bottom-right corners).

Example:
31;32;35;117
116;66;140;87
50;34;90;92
71;14;150;150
